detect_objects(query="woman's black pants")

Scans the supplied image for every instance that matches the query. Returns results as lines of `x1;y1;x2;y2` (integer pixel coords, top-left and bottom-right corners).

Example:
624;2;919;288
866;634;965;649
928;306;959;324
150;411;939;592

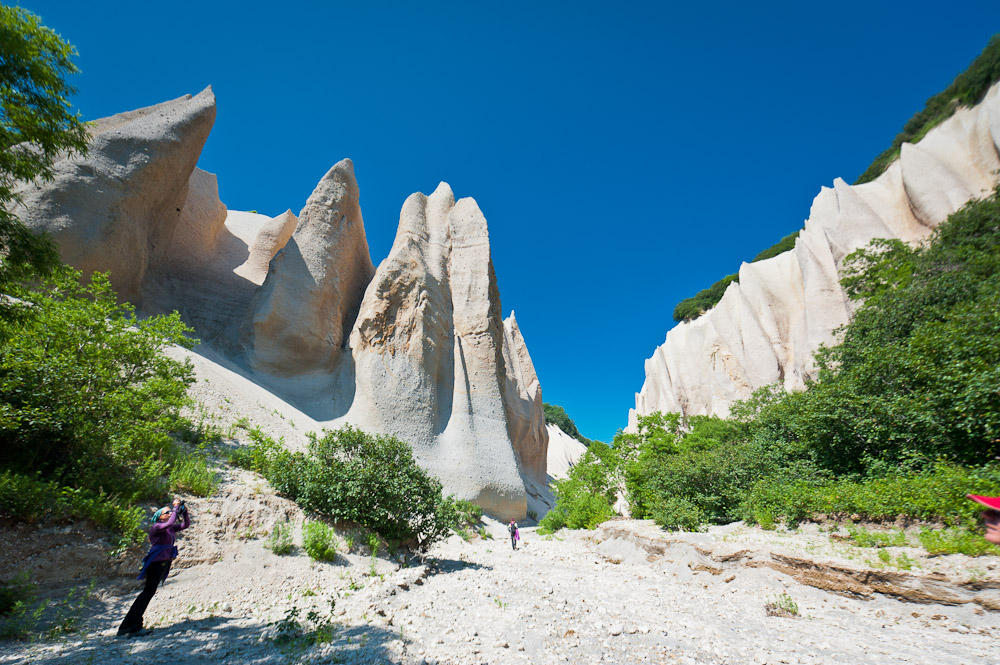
118;560;168;634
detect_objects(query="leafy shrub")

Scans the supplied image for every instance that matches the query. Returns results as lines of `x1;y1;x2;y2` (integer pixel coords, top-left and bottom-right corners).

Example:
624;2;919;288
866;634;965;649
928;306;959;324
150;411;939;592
0;471;146;546
740;463;1000;527
0;574;94;641
765;592;799;618
302;521;338;561
539;442;619;534
648;495;704;532
168;455;217;497
0;269;207;544
266;520;294;555
845;526;908;548
233;426;459;551
229;427;283;475
918;527;1000;557
0;572;34;618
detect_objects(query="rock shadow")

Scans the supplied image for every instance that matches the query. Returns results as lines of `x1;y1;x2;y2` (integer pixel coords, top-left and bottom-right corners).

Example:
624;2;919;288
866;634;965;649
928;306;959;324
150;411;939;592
423;556;491;578
0;614;406;664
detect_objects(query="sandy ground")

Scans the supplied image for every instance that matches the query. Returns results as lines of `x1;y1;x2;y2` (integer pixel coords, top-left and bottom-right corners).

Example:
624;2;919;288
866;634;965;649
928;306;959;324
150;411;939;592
3;469;999;665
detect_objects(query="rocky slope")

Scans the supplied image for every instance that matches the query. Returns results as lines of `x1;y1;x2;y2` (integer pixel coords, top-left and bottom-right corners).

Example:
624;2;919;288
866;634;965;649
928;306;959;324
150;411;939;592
14;90;547;520
632;81;1000;423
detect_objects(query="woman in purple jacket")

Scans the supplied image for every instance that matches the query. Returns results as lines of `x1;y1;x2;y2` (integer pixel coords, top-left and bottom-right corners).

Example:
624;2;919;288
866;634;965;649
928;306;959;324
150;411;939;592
117;497;190;637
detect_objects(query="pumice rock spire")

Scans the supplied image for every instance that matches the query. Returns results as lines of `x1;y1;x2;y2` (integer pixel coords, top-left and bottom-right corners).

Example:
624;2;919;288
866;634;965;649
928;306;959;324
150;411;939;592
241;159;375;376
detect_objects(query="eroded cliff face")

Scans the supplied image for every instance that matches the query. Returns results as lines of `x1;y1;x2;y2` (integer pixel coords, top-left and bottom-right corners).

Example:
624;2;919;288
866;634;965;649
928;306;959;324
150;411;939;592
346;185;547;518
631;81;1000;425
17;92;546;520
13;88;217;304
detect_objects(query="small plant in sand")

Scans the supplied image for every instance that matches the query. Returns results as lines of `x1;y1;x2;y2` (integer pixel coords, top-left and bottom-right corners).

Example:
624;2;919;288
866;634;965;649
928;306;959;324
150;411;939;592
302;520;338;562
368;532;379;556
266;520;294;555
270;597;338;652
764;592;799;618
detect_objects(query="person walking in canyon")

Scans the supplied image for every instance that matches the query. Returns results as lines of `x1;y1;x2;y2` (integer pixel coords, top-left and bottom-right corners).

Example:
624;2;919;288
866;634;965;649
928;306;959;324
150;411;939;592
509;519;519;550
117;498;191;637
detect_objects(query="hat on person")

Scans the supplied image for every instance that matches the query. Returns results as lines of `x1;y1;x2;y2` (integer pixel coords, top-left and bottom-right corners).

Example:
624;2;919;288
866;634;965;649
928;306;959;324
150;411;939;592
967;494;1000;511
151;506;172;523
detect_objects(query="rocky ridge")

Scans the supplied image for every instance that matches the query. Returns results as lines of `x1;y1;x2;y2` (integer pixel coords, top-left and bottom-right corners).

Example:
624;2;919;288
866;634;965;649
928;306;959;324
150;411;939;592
632;80;1000;423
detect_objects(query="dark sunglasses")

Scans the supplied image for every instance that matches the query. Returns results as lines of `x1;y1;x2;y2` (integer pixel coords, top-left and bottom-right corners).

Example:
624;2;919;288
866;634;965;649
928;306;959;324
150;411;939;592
983;509;1000;521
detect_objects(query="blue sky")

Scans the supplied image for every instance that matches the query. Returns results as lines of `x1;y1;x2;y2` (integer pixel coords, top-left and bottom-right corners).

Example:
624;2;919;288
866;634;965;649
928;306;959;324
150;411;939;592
25;1;1000;441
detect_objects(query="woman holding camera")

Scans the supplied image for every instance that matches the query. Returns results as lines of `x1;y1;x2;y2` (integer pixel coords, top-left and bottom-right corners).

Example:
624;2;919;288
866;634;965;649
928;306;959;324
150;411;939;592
117;497;190;637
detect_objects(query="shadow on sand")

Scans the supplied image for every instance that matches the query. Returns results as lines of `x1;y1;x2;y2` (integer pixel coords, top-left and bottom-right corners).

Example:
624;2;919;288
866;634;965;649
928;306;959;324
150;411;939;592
0;614;408;664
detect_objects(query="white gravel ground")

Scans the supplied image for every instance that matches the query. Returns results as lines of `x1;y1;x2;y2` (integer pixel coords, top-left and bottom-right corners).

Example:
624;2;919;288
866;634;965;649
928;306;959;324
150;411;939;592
2;469;998;665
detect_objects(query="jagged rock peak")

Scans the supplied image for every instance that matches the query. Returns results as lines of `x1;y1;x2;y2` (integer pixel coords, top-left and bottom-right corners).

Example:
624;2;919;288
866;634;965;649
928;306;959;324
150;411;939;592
347;186;536;519
241;158;375;376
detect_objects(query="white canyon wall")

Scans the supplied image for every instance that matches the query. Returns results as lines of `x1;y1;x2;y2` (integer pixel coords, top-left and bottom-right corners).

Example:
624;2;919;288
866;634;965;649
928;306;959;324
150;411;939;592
631;81;1000;425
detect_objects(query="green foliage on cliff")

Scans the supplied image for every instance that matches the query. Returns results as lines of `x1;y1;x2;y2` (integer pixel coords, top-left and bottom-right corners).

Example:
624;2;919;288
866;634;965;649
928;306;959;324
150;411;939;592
673;34;1000;325
543;403;590;446
855;35;1000;185
672;230;800;322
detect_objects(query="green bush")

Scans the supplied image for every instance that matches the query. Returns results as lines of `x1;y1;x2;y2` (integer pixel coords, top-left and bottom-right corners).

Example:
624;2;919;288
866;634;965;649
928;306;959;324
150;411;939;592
229;426;283;475
168;455;217;497
918;527;1000;556
0;572;34;618
232;426;459;551
845;525;908;548
302;521;338;561
539;443;619;533
0;471;146;546
740;463;1000;527
266;520;294;555
648;495;704;532
452;499;483;528
0;269;207;544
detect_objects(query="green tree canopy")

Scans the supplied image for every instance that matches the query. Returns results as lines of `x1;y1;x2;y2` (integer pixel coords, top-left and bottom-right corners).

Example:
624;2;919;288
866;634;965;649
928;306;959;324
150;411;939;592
0;5;89;283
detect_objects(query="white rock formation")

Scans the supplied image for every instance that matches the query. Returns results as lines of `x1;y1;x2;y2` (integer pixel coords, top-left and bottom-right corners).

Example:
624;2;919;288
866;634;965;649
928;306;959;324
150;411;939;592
240;159;375;376
346;184;546;519
15;91;548;521
631;81;1000;424
545;424;587;480
13;88;217;303
235;209;298;285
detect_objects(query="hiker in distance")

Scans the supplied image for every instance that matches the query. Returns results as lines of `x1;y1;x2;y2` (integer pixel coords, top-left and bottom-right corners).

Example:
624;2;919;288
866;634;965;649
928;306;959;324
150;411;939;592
509;518;519;551
117;497;191;637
